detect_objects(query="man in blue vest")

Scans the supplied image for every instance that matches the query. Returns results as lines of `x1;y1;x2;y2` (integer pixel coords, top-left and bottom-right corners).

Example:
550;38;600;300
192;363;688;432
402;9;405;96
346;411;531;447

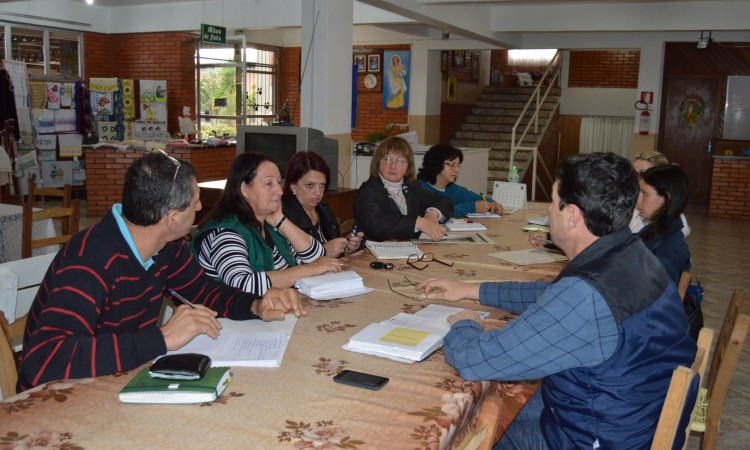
417;152;696;449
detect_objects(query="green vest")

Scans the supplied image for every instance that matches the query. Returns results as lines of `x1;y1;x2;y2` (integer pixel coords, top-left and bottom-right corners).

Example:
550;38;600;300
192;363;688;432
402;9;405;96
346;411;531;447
191;214;297;273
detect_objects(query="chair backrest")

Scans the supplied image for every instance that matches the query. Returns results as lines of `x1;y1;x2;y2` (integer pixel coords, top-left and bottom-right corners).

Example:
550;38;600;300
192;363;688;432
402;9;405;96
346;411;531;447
27;179;72;208
21;200;80;259
651;327;713;450
678;271;691;299
0;253;55;400
701;289;748;450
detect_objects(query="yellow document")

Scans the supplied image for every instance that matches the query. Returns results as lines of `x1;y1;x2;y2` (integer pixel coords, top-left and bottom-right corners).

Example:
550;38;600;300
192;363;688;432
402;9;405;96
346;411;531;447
379;327;429;347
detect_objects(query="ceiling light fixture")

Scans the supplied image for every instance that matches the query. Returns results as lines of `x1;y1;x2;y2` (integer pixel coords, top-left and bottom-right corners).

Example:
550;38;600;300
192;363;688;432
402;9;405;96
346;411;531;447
84;0;94;5
697;30;712;49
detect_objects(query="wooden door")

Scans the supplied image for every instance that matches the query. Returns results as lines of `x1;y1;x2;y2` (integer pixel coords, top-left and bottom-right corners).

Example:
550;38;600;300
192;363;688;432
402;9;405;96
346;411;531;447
659;78;717;205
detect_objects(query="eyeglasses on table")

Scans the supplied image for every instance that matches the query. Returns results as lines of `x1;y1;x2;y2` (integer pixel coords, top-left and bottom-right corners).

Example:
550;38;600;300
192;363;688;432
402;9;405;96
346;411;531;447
407;252;454;270
387;276;427;301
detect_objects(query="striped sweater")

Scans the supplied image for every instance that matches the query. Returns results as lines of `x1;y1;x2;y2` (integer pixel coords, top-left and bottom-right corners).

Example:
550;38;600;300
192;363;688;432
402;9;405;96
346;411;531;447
18;209;260;392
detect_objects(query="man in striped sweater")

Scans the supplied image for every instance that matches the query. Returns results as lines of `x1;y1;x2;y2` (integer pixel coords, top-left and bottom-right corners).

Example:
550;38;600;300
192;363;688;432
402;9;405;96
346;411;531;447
17;152;304;392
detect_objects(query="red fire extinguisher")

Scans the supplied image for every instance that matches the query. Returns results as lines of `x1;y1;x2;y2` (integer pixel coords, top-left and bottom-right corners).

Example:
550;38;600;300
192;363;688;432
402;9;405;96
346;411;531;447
636;100;650;135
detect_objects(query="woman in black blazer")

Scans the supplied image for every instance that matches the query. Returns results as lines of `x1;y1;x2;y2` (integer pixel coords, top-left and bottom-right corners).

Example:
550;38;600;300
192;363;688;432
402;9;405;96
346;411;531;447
282;151;363;257
354;137;452;242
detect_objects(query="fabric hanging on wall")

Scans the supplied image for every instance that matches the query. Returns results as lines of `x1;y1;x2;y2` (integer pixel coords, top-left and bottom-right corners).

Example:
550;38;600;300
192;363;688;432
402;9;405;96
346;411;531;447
579;116;635;159
122;79;135;121
16;107;34;145
33;109;56;134
115;79;126;141
60;83;75;109
29;82;48;110
46;82;62;110
54;110;77;133
89;78;118;136
139;80;167;122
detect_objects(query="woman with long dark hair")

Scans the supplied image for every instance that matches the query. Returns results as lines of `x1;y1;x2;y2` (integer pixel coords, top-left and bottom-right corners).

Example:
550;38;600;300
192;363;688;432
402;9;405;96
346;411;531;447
191;152;341;297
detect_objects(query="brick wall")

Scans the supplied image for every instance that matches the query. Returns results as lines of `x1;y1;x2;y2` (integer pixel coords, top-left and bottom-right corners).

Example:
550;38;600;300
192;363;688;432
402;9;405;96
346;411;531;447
280;47;301;127
84;31;197;135
84;146;192;216
191;147;237;182
568;50;640;88
531;110;561;200
708;158;750;220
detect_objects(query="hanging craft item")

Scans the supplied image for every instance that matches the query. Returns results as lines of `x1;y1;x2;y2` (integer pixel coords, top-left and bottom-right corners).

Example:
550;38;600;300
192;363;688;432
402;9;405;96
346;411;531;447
679;96;704;126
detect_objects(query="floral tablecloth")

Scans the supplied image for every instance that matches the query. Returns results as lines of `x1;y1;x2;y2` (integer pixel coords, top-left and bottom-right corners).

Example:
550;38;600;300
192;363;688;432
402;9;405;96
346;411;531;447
1;204;557;449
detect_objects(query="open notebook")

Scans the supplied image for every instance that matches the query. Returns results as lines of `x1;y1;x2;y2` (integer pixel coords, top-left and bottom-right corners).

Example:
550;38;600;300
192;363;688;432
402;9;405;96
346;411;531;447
366;241;423;259
165;316;298;368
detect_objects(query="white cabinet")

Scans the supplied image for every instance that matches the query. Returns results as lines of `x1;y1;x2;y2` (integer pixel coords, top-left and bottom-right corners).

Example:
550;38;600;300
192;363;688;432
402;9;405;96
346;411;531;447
349;146;490;195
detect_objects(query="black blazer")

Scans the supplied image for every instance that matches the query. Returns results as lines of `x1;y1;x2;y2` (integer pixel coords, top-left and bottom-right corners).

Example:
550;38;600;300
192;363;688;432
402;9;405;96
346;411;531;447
354;177;453;241
282;194;341;245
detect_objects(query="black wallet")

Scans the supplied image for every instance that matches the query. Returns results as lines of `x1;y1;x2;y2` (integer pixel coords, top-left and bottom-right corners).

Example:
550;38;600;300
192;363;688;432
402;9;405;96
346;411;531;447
149;353;211;380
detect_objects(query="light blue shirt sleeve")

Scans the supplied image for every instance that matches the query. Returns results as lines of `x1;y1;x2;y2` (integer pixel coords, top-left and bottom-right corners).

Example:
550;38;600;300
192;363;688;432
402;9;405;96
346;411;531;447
443;278;619;382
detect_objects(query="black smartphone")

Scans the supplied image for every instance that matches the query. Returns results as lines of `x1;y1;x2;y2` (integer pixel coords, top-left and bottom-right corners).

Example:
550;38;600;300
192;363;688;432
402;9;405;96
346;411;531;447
333;370;389;390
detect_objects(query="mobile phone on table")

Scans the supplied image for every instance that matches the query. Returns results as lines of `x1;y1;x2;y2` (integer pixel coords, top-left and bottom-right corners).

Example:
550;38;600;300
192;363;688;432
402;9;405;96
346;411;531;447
333;370;389;390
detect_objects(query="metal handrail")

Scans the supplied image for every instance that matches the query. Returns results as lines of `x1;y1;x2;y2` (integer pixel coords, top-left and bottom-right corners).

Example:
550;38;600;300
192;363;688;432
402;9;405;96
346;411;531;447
509;50;562;201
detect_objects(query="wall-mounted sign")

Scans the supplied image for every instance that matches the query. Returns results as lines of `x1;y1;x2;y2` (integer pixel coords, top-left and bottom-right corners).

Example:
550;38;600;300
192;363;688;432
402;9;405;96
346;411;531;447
201;23;226;44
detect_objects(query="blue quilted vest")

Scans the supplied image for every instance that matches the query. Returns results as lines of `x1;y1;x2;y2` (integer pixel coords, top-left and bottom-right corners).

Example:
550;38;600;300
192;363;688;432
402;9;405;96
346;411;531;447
540;228;696;449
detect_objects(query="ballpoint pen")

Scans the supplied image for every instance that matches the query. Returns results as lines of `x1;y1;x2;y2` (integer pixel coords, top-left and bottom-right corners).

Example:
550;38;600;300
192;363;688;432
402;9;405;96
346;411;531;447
169;289;196;309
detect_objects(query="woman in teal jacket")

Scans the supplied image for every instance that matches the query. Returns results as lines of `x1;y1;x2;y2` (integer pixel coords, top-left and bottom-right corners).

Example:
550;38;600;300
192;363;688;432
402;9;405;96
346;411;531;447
417;144;503;217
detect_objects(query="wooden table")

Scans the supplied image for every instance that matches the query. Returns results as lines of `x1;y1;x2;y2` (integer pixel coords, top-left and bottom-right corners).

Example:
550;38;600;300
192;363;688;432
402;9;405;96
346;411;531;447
1;203;558;449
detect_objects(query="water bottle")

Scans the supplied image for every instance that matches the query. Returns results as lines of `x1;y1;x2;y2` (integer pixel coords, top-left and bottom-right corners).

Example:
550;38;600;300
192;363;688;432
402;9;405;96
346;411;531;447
508;166;519;183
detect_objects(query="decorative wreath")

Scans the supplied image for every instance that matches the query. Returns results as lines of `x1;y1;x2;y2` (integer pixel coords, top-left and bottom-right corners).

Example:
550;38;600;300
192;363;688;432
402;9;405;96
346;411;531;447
679;96;704;126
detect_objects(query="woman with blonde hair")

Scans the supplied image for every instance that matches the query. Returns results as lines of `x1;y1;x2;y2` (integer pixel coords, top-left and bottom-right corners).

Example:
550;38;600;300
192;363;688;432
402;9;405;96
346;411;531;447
354;136;452;241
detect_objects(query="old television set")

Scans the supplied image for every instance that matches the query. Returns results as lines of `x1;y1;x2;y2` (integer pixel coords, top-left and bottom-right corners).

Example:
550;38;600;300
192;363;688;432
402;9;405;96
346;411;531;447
235;125;339;189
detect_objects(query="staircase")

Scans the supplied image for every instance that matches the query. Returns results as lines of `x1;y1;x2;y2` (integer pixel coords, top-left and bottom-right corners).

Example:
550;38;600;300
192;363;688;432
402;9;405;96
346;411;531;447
449;85;561;198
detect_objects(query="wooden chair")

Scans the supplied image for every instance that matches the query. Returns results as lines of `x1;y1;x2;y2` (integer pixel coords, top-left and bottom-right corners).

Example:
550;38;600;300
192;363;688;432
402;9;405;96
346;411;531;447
21;200;81;259
0;253;55;399
690;289;748;450
27;179;72;208
678;271;691;299
652;327;714;450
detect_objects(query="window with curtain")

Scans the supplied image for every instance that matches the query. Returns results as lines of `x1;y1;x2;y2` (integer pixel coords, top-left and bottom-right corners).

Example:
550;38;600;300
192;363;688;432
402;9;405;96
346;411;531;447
579;116;635;159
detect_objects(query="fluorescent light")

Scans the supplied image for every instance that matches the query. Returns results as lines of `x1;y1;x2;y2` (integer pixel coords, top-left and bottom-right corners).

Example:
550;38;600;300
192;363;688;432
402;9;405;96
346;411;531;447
85;0;94;5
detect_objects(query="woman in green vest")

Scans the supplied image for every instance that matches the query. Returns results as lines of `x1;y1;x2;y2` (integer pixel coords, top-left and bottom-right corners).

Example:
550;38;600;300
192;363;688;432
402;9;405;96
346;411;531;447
192;152;341;297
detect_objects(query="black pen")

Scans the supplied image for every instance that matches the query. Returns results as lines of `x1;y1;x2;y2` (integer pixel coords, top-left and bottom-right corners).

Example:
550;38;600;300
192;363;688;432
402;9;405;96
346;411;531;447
350;224;359;237
169;289;196;309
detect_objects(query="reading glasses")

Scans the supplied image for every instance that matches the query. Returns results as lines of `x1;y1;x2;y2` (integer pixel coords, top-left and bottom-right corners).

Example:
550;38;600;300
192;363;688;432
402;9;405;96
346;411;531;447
407;253;454;271
383;156;408;166
387;276;427;301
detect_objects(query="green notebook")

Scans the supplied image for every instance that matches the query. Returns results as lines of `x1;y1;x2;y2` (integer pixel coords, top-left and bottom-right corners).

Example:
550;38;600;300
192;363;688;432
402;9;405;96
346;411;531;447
119;366;231;404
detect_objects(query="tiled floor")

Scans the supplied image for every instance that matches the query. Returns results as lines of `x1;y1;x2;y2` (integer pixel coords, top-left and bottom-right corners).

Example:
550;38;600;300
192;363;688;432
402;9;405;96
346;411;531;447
68;201;750;447
682;205;750;449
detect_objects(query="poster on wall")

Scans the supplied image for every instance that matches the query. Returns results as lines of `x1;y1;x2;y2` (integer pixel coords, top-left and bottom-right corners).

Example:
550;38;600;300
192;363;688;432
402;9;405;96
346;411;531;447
383;50;410;110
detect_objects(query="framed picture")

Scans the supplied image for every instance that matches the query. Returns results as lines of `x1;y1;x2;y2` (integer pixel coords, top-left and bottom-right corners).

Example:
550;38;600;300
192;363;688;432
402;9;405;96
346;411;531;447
453;50;465;67
368;54;381;72
383;50;410;110
441;51;449;73
470;52;479;81
447;76;458;103
354;55;366;73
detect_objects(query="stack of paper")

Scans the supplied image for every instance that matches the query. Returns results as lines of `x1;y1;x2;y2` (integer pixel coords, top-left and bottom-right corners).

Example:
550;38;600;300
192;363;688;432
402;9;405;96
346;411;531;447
344;304;489;362
165;316;298;368
527;216;550;226
119;366;231;404
295;270;373;300
445;218;487;231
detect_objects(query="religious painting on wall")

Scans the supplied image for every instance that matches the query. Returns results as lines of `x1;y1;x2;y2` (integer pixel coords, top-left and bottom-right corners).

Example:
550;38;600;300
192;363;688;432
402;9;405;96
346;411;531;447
383;50;410;110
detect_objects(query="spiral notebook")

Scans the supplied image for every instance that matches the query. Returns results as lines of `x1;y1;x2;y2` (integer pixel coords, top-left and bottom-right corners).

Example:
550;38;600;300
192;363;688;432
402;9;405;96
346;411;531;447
365;241;423;259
